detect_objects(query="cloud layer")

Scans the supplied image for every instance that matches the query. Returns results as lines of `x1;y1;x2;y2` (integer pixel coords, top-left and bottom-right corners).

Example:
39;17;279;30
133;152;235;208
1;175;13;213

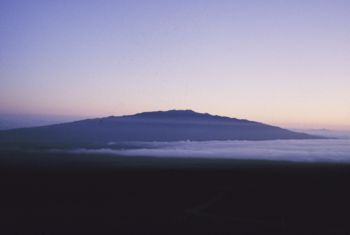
70;138;350;163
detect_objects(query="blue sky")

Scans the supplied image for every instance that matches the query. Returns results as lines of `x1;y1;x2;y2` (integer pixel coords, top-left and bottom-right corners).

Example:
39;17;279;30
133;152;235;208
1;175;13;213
1;0;349;129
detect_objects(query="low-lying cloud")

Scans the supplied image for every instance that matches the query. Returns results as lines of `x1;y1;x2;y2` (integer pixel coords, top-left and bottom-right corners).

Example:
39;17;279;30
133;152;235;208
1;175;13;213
70;138;350;163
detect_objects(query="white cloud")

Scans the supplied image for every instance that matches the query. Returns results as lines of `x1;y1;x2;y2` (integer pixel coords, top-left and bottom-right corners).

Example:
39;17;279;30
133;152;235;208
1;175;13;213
69;139;350;163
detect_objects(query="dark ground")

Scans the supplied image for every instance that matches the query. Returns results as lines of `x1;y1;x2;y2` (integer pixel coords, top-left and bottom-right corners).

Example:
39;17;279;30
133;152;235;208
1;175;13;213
1;150;350;234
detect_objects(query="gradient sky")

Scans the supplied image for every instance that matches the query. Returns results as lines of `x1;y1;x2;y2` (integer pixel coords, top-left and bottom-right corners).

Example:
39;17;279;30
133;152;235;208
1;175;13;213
1;0;349;130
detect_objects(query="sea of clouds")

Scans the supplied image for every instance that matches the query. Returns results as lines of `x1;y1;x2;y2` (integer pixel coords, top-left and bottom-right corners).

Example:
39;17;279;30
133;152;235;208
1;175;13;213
69;130;350;163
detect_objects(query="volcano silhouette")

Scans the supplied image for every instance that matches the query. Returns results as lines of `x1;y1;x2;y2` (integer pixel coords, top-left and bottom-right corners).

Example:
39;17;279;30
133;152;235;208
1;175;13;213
0;110;323;146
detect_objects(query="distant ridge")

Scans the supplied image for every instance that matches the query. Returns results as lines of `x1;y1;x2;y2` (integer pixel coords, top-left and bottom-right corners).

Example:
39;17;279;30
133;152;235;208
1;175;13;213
127;110;251;122
0;110;324;147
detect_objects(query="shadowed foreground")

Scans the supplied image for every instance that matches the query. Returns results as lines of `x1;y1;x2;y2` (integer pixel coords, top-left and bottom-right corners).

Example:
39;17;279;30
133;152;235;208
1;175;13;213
1;151;350;234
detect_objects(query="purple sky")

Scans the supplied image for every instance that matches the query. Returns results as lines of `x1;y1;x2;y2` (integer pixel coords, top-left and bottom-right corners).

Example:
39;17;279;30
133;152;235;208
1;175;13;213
1;0;349;130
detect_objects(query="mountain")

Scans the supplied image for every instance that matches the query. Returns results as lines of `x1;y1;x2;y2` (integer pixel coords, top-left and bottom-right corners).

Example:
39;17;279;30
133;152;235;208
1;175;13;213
0;110;323;147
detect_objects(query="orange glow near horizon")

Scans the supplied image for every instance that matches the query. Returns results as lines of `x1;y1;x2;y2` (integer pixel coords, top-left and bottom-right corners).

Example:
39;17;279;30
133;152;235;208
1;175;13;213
1;1;349;130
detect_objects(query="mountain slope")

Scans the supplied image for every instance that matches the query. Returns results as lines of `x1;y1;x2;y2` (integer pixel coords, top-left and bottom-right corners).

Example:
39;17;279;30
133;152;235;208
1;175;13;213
0;110;323;147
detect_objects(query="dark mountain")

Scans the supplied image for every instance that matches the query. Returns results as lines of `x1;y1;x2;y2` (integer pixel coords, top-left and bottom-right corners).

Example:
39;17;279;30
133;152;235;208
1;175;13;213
0;110;323;147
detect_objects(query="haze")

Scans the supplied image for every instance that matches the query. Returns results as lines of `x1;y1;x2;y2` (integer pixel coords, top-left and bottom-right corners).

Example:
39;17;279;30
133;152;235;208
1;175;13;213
70;138;350;163
1;0;349;130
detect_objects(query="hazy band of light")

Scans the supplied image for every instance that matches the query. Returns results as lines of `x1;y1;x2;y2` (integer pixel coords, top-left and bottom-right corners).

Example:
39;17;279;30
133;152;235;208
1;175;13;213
66;138;350;163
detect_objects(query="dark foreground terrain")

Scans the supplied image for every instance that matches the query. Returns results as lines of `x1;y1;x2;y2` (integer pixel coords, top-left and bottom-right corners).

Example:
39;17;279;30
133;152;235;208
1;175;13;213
1;151;350;234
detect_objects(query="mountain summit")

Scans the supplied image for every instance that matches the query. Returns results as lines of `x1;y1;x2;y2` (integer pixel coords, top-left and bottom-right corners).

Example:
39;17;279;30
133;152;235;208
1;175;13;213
0;110;323;146
124;110;250;122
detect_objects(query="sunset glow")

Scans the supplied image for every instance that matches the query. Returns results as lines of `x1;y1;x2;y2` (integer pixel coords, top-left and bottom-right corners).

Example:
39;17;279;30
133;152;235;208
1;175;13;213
1;1;349;130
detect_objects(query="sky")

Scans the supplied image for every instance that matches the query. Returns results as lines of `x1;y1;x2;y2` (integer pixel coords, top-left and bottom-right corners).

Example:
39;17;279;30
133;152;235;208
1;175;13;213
1;0;349;130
